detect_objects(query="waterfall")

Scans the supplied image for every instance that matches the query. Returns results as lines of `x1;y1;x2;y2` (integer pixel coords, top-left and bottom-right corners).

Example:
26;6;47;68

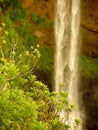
55;0;81;129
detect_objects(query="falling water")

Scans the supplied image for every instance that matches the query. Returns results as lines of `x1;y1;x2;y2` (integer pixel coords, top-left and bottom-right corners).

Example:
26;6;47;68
55;0;81;129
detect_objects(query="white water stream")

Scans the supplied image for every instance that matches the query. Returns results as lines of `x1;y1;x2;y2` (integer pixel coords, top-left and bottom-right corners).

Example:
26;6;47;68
55;0;81;129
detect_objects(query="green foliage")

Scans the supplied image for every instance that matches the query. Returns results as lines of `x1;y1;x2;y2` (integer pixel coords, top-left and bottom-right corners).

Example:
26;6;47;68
2;11;53;73
31;13;41;23
31;13;53;29
0;22;47;130
0;11;81;130
6;16;40;47
10;7;26;20
39;45;54;71
79;56;98;79
0;88;38;129
74;119;81;130
0;0;20;6
0;21;40;89
31;86;69;130
0;0;26;21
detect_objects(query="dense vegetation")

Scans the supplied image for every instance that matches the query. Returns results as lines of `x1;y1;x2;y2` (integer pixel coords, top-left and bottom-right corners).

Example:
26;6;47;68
0;17;80;130
1;0;98;129
79;56;98;79
0;1;81;130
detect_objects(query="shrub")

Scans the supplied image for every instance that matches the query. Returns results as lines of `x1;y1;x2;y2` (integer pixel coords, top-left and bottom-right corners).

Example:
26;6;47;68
31;13;53;29
79;56;98;79
0;88;38;129
39;45;54;71
0;18;80;130
0;21;47;130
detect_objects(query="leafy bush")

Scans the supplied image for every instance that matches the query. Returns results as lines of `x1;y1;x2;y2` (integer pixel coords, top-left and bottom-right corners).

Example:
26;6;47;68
39;45;54;71
10;7;26;20
0;0;26;21
0;88;39;130
79;56;98;79
0;17;80;130
0;0;22;11
31;13;53;29
0;21;47;130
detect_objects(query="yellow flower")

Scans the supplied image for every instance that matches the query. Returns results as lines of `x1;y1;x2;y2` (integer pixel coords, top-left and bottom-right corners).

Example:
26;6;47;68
30;46;34;49
11;51;16;55
36;44;39;48
1;23;6;27
19;54;22;58
5;31;9;35
37;53;41;58
34;48;38;52
26;51;30;56
2;39;6;44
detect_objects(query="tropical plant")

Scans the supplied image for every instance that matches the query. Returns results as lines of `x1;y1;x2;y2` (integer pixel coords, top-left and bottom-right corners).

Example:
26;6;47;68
0;21;48;130
0;15;80;130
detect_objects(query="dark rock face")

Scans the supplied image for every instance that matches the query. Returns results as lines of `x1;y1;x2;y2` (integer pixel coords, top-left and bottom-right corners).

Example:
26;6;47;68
80;0;98;57
80;0;98;129
80;26;98;57
79;77;98;130
81;0;98;32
